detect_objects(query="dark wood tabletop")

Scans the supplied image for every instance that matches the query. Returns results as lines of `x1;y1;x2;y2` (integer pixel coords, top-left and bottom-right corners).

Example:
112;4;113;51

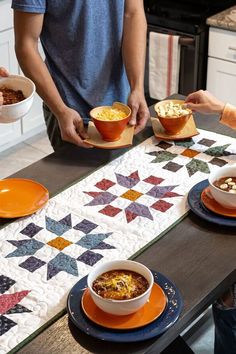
4;96;236;354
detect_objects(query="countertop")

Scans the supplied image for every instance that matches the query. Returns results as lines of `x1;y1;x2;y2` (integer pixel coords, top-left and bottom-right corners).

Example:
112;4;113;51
207;5;236;32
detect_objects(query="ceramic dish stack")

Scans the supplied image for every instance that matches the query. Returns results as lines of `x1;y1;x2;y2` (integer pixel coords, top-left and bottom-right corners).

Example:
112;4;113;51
67;269;183;342
188;165;236;226
188;182;236;228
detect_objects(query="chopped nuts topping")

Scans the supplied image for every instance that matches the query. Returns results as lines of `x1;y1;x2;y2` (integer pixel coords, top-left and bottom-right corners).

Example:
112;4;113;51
214;177;236;193
225;178;232;183
219;184;228;190
156;101;191;118
228;182;235;186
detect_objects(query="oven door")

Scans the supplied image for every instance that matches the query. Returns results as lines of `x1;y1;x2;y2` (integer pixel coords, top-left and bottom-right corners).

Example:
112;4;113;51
145;24;206;101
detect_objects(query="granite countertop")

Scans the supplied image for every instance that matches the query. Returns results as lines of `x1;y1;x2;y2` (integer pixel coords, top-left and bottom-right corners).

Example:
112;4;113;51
207;5;236;31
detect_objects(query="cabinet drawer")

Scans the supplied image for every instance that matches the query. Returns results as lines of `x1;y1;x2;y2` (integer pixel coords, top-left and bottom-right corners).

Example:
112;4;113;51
208;27;236;63
207;57;236;105
0;121;21;147
0;1;13;31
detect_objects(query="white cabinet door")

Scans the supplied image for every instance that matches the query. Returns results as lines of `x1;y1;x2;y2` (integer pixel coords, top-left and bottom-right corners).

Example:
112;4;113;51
21;41;45;134
207;57;236;106
0;28;18;75
0;28;21;146
0;1;14;32
0;120;21;146
21;92;45;134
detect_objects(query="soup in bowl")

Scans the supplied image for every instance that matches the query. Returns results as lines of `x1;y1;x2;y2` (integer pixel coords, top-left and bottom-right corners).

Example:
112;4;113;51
208;165;236;209
90;102;131;142
87;260;154;315
154;99;192;135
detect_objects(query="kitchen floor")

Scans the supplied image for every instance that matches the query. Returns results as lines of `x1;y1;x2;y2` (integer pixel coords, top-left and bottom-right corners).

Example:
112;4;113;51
0;130;215;354
0;130;53;179
184;308;215;354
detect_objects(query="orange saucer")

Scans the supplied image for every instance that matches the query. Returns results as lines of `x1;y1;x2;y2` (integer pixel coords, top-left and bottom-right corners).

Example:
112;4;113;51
201;187;236;218
151;115;199;141
84;121;134;149
0;178;49;218
81;283;167;330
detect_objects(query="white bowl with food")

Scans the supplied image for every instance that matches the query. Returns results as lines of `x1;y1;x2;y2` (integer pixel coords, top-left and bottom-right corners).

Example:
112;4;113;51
0;75;35;123
208;165;236;209
87;260;154;316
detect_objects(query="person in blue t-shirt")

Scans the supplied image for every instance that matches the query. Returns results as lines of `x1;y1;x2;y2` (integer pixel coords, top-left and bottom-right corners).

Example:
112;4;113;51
11;0;150;151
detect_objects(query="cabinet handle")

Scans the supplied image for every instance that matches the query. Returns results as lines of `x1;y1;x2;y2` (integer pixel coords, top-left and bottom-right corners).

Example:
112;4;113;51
228;46;236;51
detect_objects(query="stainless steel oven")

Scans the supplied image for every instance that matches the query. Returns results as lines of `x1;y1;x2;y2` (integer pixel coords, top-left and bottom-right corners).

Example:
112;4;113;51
144;0;236;101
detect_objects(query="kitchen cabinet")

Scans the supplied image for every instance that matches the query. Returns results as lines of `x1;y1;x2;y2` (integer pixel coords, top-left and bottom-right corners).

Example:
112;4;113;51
0;1;21;146
20;41;45;134
207;27;236;105
0;0;45;152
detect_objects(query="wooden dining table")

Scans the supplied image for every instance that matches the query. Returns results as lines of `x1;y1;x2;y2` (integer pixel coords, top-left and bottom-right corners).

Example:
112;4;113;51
3;95;236;354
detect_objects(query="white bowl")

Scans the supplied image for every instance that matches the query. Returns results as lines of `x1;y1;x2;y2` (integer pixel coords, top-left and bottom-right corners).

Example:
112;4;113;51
209;165;236;209
87;260;154;316
0;75;35;123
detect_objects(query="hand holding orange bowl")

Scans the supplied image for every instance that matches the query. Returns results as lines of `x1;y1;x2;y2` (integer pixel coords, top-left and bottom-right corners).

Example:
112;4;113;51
154;99;192;135
89;102;131;142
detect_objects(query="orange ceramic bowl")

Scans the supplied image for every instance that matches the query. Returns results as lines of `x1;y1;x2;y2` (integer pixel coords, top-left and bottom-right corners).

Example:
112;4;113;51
154;99;192;135
90;102;131;142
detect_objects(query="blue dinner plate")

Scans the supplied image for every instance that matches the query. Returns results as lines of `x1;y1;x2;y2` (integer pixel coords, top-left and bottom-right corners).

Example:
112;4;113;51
67;270;183;342
188;179;236;227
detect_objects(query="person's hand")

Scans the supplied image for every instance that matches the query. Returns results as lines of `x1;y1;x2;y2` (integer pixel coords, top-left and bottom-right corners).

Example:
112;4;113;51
128;90;150;134
0;67;9;77
56;107;93;148
185;90;225;114
0;67;9;106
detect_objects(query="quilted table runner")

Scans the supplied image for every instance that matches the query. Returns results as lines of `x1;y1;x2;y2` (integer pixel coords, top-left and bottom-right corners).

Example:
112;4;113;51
0;128;236;353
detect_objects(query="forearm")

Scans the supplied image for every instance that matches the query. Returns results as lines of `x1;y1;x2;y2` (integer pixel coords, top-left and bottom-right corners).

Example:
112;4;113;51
220;103;236;130
15;43;67;118
122;7;147;92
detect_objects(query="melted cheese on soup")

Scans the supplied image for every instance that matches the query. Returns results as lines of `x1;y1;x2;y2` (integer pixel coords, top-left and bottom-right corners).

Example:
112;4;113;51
92;270;149;300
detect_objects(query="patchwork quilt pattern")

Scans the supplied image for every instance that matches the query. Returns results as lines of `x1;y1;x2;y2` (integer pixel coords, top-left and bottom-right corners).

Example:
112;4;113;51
0;129;236;353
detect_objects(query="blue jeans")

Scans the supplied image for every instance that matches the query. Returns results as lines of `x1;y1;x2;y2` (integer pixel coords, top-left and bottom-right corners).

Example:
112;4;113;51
213;302;236;354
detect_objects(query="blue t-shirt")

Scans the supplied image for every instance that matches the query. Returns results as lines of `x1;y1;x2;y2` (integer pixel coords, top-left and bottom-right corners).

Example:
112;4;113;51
11;0;130;121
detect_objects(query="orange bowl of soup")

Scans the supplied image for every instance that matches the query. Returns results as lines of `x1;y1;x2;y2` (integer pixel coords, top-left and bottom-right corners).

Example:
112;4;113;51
154;99;192;135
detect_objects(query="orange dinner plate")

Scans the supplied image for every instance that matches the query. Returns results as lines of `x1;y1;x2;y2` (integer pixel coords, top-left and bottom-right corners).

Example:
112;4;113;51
201;187;236;218
0;178;49;218
81;283;167;330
